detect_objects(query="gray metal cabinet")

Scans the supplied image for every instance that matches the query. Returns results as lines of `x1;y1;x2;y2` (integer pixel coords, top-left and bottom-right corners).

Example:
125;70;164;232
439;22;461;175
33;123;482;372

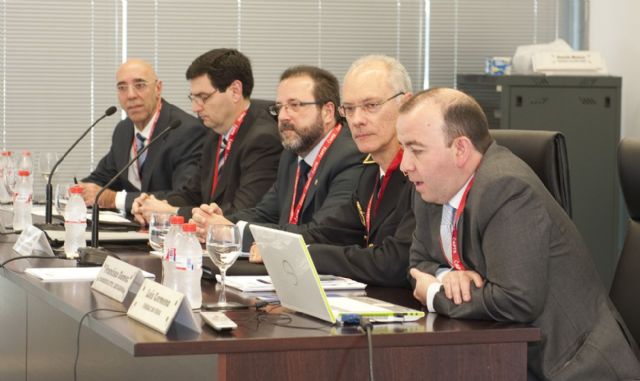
458;74;622;287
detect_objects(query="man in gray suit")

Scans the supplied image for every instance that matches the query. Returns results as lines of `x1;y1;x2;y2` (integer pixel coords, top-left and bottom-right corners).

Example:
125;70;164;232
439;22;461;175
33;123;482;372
399;88;640;380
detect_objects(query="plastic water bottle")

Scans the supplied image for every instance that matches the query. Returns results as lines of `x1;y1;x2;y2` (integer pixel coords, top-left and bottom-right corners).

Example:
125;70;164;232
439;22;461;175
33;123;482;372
174;223;202;309
18;150;33;185
162;215;185;290
12;170;33;231
63;185;87;258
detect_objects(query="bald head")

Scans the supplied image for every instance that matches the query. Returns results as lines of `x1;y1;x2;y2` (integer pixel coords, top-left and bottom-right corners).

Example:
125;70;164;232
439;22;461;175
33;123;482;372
116;59;163;129
400;88;493;153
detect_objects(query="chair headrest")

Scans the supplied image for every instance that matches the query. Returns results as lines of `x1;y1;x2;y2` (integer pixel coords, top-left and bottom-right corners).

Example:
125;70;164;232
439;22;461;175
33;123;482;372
490;129;571;216
618;138;640;220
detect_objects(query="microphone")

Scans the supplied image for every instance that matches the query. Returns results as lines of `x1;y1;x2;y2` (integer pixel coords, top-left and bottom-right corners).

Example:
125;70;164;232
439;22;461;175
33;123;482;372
44;106;118;225
77;119;182;266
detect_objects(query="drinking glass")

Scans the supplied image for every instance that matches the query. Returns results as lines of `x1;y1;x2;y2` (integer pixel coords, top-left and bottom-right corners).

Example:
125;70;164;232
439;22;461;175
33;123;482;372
38;152;59;182
2;153;17;196
54;183;73;216
206;224;242;307
148;212;172;252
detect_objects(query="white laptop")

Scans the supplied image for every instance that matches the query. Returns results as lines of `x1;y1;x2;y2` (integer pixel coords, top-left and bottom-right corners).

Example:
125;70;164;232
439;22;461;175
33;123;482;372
249;225;425;324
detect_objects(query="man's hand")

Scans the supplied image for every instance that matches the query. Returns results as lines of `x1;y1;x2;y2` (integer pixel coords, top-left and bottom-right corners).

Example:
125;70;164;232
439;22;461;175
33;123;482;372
131;193;150;225
132;195;176;226
441;270;484;305
191;204;232;242
409;268;438;305
79;182;116;209
248;243;263;263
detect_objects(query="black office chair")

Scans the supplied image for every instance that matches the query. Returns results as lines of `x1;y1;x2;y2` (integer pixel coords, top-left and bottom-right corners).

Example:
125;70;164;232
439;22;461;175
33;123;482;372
490;129;572;217
610;138;640;352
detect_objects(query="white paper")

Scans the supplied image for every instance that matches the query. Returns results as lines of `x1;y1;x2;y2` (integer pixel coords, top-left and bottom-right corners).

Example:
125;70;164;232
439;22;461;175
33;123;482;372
44;229;148;242
25;266;154;282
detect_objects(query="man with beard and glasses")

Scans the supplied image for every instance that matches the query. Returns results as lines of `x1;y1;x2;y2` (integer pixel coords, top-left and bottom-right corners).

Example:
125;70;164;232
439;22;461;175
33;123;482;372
80;59;206;214
191;65;364;249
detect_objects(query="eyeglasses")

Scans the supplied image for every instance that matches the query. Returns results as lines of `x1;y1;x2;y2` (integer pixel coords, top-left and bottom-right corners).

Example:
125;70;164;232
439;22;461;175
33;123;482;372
116;80;155;94
268;101;324;117
188;89;218;106
338;92;405;118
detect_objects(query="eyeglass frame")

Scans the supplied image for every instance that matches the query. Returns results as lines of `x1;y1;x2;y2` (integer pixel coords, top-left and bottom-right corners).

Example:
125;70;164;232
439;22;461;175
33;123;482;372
338;92;405;118
188;89;219;105
268;100;326;117
116;79;157;94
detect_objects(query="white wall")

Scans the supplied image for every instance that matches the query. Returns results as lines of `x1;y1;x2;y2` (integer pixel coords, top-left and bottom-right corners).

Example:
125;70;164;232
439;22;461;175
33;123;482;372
589;0;640;138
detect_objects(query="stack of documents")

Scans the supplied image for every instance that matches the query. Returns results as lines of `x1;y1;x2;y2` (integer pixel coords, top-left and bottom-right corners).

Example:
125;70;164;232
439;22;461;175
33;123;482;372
217;275;366;292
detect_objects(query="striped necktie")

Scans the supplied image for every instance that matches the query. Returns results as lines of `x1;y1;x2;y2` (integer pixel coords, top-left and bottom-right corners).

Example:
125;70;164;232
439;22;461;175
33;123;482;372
440;204;456;263
218;137;228;170
135;132;147;176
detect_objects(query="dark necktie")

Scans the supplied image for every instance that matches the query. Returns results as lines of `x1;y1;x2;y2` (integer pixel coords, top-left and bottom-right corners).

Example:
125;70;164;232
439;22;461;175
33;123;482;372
135;133;147;176
295;160;311;204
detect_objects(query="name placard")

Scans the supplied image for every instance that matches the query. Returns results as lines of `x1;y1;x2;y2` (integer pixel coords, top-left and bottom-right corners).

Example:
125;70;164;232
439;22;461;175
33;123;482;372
13;225;55;257
91;256;148;302
127;279;201;335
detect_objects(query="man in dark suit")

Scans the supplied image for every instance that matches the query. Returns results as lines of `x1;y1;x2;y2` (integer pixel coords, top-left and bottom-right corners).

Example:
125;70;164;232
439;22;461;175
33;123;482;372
131;49;281;223
80;59;206;214
192;65;363;247
279;55;416;288
401;88;640;380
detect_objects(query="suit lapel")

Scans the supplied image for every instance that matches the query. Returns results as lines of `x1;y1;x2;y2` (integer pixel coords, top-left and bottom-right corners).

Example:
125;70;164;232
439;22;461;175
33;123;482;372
212;105;256;202
369;170;406;237
140;101;170;190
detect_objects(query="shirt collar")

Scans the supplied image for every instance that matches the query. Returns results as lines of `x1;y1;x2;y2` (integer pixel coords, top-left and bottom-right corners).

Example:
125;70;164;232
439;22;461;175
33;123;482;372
298;128;332;166
447;174;474;210
136;109;160;139
222;103;251;140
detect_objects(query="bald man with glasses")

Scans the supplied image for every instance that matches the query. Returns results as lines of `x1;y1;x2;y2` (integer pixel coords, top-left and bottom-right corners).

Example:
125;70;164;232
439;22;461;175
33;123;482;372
80;58;206;214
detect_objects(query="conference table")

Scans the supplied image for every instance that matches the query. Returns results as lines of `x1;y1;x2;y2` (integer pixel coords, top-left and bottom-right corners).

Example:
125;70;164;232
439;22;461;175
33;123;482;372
0;230;540;381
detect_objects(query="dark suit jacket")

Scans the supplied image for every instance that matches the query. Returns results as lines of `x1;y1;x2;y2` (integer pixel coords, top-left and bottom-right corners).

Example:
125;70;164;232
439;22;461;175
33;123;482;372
83;100;206;213
166;100;282;219
411;142;640;380
303;157;415;288
229;124;365;247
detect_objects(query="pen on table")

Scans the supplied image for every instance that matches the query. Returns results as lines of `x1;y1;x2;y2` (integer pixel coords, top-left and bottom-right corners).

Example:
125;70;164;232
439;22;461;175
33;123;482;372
73;176;78;184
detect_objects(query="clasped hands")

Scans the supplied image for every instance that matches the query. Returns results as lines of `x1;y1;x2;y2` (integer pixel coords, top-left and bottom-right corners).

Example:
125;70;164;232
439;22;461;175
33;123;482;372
131;193;178;225
410;268;484;306
190;203;233;242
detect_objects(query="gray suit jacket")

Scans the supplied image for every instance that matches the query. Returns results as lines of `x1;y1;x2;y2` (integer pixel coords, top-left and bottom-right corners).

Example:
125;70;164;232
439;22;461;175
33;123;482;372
411;143;640;380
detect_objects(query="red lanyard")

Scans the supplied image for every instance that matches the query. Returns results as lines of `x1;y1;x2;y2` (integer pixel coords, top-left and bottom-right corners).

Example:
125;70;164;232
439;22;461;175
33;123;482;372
365;149;403;235
210;109;247;196
445;177;475;271
131;102;162;179
289;123;343;224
